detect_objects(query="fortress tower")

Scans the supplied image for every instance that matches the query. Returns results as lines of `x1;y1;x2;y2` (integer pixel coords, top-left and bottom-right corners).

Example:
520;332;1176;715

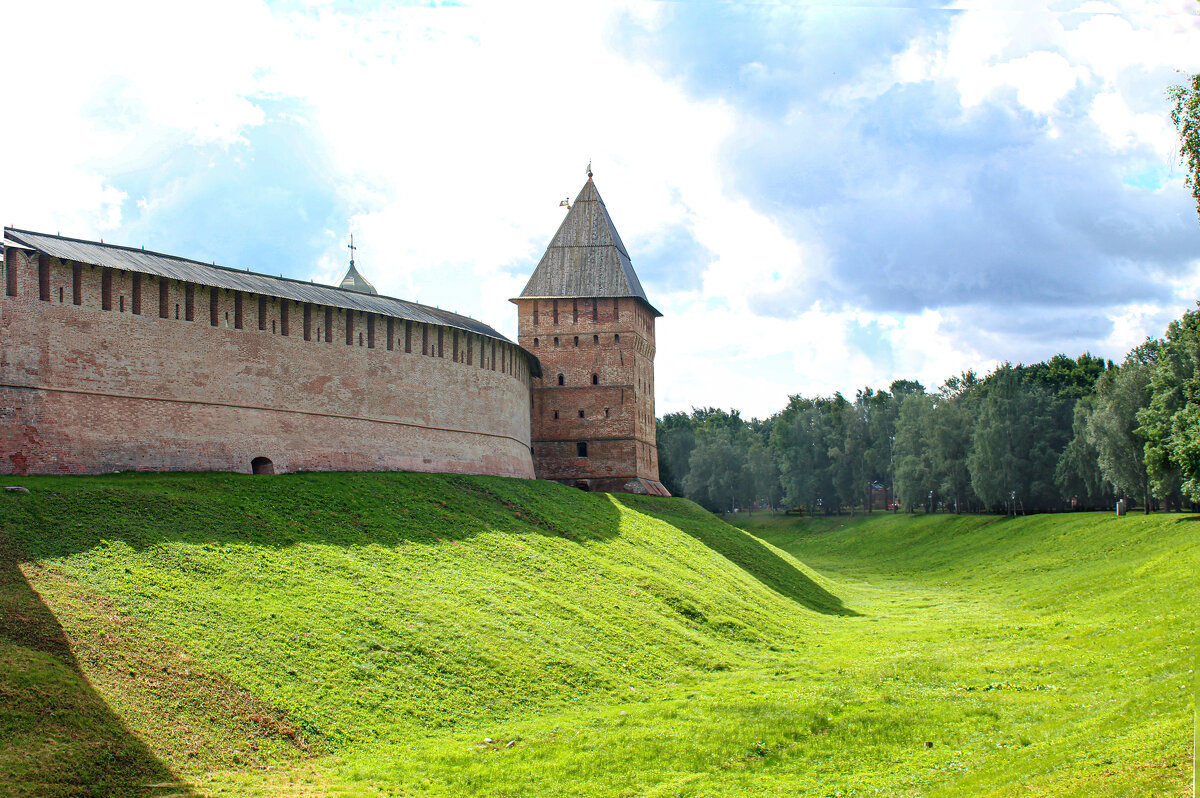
513;172;668;495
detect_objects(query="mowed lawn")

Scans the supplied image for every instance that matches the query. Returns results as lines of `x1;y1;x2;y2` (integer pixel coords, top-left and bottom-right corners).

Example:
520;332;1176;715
0;473;1194;797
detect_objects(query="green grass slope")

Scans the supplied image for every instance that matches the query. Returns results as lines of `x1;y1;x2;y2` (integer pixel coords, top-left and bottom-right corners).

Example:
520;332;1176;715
0;474;1194;797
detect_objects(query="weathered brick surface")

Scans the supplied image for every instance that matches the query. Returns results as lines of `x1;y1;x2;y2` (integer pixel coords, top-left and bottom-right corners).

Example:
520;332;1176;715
514;296;665;494
1;248;535;477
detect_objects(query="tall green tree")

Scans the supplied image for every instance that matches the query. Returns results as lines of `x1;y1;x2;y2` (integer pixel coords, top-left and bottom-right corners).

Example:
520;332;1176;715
1168;71;1200;221
968;366;1059;512
893;392;936;511
1137;305;1200;503
1055;397;1112;509
773;397;839;514
1087;360;1154;511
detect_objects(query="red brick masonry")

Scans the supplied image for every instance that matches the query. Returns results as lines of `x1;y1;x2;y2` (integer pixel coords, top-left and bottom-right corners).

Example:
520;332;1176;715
0;247;535;477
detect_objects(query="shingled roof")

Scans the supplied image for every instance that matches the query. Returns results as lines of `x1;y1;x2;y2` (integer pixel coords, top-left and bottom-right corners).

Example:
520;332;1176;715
4;227;515;345
517;179;660;316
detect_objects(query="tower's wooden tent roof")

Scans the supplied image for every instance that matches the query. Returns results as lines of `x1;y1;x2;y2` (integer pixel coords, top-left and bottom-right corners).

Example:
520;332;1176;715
517;178;660;316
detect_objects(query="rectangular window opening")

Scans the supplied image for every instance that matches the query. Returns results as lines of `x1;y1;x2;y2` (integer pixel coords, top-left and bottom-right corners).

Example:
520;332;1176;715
346;310;354;345
404;320;412;353
131;274;142;315
101;267;113;310
577;442;588;458
210;286;219;326
304;304;312;341
4;254;16;297
157;277;167;317
367;314;375;348
38;255;49;301
258;295;267;331
386;317;394;351
281;301;290;336
325;307;333;343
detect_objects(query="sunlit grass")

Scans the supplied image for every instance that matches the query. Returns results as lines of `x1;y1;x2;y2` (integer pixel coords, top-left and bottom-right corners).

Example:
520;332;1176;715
0;474;1193;796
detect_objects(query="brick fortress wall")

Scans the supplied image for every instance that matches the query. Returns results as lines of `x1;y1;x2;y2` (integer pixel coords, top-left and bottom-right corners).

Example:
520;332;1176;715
515;295;663;493
0;247;536;477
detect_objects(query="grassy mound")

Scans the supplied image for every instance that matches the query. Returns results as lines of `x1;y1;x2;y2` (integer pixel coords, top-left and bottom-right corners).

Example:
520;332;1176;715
0;474;1193;796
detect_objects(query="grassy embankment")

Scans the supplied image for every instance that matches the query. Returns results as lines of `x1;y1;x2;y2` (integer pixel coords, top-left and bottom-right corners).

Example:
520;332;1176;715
0;472;1193;796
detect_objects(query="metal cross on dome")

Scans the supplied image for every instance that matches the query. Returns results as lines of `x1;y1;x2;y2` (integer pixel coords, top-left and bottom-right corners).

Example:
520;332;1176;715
348;234;357;267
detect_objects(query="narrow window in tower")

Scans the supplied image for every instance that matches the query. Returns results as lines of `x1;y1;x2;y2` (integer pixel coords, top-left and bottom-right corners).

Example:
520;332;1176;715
552;300;558;325
224;311;229;327
557;373;564;386
184;283;194;321
605;408;610;418
572;299;578;323
73;263;83;306
533;337;538;347
234;294;243;329
38;255;49;301
156;279;166;317
573;336;579;347
613;298;619;321
593;334;599;345
273;319;277;334
386;317;394;350
304;303;313;341
258;295;267;330
592;299;598;322
614;334;620;344
491;341;496;370
467;333;473;363
101;268;113;310
553;337;559;347
175;303;180;320
367;314;375;348
325;307;333;343
281;301;290;336
210;287;219;326
359;332;363;346
422;324;428;355
592;374;598;385
131;274;141;315
553;410;559;419
4;254;16;297
119;295;125;312
577;442;588;458
404;320;412;352
346;311;354;345
437;327;444;357
452;330;459;361
58;286;64;303
578;410;584;418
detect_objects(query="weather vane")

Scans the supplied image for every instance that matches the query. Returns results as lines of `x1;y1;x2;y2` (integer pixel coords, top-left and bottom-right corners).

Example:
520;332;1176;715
586;159;593;179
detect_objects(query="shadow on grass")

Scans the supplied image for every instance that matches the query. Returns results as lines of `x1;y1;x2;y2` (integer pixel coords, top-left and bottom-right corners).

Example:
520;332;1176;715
614;494;858;617
0;532;195;798
0;471;623;562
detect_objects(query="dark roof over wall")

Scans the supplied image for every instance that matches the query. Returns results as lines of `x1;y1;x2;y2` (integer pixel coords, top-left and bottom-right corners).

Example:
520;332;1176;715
516;180;660;316
5;227;520;347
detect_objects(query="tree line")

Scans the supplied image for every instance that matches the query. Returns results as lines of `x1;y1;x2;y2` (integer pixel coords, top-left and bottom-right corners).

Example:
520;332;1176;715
657;304;1200;516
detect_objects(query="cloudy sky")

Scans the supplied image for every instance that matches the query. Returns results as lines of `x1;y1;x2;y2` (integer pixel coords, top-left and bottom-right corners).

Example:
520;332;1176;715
5;1;1199;418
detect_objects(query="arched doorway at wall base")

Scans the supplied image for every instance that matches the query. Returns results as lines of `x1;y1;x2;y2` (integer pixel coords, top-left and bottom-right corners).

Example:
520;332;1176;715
251;457;275;475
